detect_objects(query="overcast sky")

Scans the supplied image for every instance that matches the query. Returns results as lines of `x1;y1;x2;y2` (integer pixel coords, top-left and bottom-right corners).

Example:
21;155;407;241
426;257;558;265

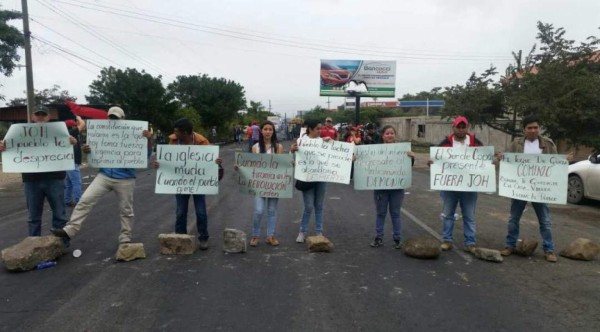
1;0;599;118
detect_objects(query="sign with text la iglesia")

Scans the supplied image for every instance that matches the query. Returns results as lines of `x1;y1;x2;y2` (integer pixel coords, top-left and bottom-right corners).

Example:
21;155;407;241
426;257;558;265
319;60;396;97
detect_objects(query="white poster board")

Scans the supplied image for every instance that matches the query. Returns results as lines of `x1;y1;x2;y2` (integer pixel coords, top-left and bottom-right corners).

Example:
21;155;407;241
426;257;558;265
155;145;220;195
354;143;412;190
86;120;148;168
294;138;354;184
430;146;496;192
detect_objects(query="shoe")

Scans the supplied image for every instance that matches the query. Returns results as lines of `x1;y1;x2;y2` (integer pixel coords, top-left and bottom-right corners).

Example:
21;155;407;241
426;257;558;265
296;232;306;243
51;228;70;240
266;237;280;246
370;237;383;247
463;245;476;253
500;247;515;256
315;232;323;237
250;237;259;247
393;240;402;250
544;252;558;263
440;242;453;251
198;239;209;250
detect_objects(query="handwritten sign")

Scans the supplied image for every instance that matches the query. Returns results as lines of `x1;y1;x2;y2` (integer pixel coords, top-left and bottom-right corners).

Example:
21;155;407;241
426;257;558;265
499;153;568;204
294;138;354;184
1;122;74;173
430;147;496;192
154;145;219;195
86;120;148;168
236;153;294;198
353;143;412;190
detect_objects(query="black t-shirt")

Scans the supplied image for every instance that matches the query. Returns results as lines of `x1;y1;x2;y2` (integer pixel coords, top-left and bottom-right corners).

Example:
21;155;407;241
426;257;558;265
69;127;82;165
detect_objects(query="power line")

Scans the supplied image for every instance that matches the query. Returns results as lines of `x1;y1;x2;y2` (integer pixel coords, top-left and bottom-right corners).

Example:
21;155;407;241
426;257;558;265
32;34;104;69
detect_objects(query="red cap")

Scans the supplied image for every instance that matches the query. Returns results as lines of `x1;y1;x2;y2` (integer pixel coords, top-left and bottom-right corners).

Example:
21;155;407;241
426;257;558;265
252;120;257;125
65;120;77;128
452;116;469;127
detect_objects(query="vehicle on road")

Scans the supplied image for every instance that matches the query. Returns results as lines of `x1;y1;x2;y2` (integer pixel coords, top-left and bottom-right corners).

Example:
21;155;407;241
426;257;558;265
568;153;600;204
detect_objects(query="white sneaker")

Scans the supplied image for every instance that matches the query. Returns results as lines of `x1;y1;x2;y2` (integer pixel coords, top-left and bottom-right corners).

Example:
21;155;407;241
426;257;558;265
296;232;306;243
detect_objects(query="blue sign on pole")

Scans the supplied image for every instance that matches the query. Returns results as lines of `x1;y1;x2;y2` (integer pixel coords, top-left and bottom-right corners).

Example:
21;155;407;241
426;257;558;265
398;100;445;107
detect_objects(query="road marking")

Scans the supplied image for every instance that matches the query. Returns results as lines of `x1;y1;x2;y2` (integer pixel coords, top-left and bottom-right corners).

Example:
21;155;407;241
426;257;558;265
401;208;473;263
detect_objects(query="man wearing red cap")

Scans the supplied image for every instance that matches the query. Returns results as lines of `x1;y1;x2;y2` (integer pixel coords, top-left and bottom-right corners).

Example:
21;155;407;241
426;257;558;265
320;117;337;140
434;116;484;252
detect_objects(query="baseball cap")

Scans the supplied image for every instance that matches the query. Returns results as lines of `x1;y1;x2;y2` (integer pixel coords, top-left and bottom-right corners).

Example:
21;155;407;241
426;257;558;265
325;117;333;122
108;106;125;119
452;116;469;127
33;105;49;115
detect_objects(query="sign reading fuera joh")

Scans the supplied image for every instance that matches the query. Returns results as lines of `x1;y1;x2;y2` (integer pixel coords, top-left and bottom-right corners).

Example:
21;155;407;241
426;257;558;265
155;145;220;195
430;147;496;192
320;60;396;97
1;122;74;173
499;153;568;204
86;120;148;168
354;143;412;190
236;152;294;198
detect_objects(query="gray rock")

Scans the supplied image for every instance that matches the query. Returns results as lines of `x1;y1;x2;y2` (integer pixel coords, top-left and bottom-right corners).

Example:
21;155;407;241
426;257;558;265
159;234;197;255
115;243;146;262
403;237;441;259
515;238;538;256
559;238;600;261
1;236;64;271
306;235;334;252
223;229;247;253
471;247;503;263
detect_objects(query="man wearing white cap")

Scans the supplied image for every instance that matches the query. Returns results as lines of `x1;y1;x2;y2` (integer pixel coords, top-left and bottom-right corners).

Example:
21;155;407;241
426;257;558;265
320;117;337;140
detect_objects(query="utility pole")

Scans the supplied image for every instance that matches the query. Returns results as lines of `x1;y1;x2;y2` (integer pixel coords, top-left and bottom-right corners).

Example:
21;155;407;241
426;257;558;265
21;0;35;123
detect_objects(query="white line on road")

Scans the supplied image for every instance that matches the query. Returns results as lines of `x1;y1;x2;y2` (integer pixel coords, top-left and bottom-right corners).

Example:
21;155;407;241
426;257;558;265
401;208;473;263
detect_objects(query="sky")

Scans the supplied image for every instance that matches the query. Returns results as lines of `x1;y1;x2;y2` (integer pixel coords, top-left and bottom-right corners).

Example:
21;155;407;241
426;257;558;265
1;0;599;118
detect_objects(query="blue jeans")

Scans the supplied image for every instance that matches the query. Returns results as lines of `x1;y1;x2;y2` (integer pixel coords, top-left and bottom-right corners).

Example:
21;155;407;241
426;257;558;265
374;189;405;241
505;199;554;252
441;191;477;245
64;165;82;204
252;197;279;237
300;182;327;234
24;179;68;236
175;194;208;240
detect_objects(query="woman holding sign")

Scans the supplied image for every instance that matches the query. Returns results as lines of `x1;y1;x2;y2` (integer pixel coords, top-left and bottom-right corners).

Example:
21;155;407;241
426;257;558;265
248;121;284;247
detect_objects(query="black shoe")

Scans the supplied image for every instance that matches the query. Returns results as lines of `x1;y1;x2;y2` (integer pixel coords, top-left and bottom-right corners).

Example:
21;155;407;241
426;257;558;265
394;240;402;249
370;237;383;247
198;239;209;250
51;228;70;240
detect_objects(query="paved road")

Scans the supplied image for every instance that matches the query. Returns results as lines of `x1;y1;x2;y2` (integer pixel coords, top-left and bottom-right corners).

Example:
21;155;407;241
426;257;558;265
1;142;599;331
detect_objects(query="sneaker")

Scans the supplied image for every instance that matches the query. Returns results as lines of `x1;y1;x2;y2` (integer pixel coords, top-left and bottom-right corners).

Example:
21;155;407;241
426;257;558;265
266;237;280;246
393;240;402;250
50;228;71;240
370;237;383;247
315;232;323;237
500;247;515;256
463;245;476;253
296;232;306;243
544;252;558;263
198;239;209;250
250;237;259;247
440;242;453;251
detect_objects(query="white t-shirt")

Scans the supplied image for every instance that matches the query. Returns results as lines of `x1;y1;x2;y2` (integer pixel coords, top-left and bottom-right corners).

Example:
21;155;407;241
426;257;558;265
452;135;470;148
252;143;274;154
524;139;542;154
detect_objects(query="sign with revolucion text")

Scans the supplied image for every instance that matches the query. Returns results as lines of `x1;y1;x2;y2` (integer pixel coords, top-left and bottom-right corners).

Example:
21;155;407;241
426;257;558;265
236;153;294;198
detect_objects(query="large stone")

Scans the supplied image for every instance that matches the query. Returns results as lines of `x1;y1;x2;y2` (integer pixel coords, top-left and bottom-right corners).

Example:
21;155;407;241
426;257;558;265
559;238;600;261
159;234;197;255
403;237;441;259
223;229;247;253
1;236;64;271
515;238;538;257
115;243;146;262
306;235;334;252
471;247;503;263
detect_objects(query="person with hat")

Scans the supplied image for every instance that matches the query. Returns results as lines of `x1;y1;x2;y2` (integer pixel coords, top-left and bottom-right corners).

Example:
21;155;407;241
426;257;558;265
430;116;484;252
250;120;260;152
51;106;152;245
362;123;380;145
320;117;338;141
64;116;85;207
0;106;77;241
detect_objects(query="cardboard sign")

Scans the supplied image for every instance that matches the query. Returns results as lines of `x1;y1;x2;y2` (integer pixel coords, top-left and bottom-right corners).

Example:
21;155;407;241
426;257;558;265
1;122;74;173
354;143;412;190
87;120;148;168
499;153;568;204
430;146;496;192
236;153;294;198
294;138;354;184
155;145;220;195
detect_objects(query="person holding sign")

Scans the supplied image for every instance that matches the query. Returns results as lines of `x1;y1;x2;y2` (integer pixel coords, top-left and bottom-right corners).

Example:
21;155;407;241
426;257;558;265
247;121;284;247
51;107;152;245
290;119;333;243
499;115;571;263
0;105;77;241
431;116;484;252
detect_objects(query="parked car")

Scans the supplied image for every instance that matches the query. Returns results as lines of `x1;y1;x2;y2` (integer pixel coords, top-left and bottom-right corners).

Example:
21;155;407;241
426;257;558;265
567;153;600;204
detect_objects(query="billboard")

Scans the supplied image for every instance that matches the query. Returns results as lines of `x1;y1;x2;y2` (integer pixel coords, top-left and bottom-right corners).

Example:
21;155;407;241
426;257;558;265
320;60;396;97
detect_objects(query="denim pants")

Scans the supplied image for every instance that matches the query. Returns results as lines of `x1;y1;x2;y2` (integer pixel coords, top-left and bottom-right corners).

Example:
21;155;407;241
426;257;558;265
300;182;327;234
374;189;405;241
505;199;554;252
24;179;68;236
441;190;477;245
64;165;82;204
252;197;279;237
176;194;208;240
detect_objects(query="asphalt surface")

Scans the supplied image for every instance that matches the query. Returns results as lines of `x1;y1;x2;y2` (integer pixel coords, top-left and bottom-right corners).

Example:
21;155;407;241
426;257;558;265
1;142;599;332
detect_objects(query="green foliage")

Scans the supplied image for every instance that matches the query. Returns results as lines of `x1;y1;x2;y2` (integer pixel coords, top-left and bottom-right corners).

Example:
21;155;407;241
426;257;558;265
8;84;77;106
0;7;23;77
240;100;277;125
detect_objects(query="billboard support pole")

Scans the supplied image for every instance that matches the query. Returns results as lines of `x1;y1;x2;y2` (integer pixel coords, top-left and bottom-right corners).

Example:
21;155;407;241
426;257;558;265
355;95;361;125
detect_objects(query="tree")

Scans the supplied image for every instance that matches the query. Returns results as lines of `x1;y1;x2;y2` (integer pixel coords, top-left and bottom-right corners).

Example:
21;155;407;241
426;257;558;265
8;84;77;106
87;66;176;129
167;74;246;131
0;7;24;100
